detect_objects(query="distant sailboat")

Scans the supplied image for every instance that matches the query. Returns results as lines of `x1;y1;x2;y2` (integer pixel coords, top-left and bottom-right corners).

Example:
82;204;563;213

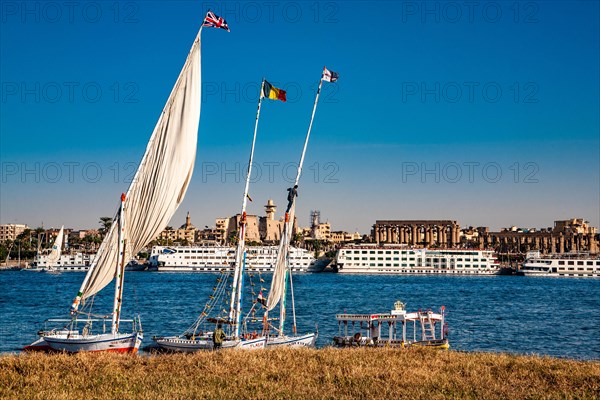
25;226;64;273
24;20;202;353
42;226;64;273
264;67;339;347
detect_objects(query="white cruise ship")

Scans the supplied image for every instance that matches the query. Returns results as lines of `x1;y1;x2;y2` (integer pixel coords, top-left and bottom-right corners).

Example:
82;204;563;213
336;245;500;275
148;245;325;272
28;252;96;272
520;251;600;277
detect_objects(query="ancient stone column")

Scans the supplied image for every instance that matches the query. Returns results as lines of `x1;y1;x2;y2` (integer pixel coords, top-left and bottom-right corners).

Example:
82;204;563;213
590;235;599;253
558;235;564;253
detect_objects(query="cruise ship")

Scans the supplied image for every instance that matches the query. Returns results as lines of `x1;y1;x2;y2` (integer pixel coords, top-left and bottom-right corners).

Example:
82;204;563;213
148;245;325;272
520;251;600;277
28;252;96;272
336;244;500;275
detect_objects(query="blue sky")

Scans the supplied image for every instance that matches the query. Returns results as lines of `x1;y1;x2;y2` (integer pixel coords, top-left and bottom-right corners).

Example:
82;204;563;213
1;1;598;233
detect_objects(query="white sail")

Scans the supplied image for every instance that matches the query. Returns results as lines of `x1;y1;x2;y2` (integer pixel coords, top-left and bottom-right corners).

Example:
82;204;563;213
46;226;64;266
73;33;201;305
265;206;294;312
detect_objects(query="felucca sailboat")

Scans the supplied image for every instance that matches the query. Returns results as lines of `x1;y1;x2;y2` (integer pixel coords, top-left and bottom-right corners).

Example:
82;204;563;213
24;15;206;352
153;79;288;351
263;67;339;347
42;226;64;273
26;225;64;273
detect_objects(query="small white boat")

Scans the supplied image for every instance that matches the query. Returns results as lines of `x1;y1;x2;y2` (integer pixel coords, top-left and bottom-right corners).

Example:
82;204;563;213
333;301;449;349
154;334;266;352
266;333;317;347
23;319;142;353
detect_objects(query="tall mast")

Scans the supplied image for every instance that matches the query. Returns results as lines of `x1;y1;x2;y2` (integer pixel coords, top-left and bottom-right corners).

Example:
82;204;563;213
279;74;324;333
111;193;127;334
229;81;264;338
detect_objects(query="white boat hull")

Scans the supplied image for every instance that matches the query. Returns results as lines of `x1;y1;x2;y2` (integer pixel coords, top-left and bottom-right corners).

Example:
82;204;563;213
266;333;317;348
42;331;142;353
154;335;266;352
23;337;53;352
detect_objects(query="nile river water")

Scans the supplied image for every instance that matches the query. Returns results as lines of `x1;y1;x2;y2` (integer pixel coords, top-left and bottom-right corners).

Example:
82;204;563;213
0;271;598;359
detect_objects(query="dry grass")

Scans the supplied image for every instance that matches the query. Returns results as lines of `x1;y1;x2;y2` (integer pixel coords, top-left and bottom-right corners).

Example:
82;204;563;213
1;348;599;399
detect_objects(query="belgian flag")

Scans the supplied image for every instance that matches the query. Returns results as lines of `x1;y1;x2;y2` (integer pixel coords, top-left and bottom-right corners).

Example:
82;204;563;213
262;80;286;102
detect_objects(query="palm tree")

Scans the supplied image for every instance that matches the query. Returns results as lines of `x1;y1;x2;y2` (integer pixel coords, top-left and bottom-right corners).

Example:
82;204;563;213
98;217;112;238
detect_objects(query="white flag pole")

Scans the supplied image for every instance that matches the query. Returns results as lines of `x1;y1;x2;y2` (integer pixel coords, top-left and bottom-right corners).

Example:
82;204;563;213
230;80;264;338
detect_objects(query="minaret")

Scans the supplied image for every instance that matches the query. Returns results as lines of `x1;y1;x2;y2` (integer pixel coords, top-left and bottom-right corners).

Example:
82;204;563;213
185;211;191;229
265;199;276;220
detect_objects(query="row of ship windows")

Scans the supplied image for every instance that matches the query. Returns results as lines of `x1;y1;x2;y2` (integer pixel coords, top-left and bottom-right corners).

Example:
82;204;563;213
164;255;311;260
348;262;490;268
343;250;485;256
560;260;600;266
43;262;90;266
357;270;487;273
530;260;600;266
348;257;486;262
526;266;598;271
172;249;302;255
343;250;417;255
174;261;309;265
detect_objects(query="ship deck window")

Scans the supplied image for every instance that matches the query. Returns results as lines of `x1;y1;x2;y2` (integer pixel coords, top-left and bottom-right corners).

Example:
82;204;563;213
568;261;574;265
559;261;565;265
587;261;593;265
577;261;584;265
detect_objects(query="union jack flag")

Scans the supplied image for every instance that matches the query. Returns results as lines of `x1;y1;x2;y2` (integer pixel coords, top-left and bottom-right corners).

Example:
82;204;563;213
203;10;230;32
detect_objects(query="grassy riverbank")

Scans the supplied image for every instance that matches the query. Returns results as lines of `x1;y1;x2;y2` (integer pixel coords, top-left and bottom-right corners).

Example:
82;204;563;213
1;348;598;399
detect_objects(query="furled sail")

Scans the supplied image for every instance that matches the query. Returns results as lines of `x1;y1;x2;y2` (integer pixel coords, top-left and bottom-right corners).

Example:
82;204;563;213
265;204;295;312
46;226;64;266
73;33;201;306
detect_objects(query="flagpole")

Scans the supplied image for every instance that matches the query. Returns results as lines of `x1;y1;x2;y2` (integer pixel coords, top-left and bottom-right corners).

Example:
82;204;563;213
278;70;325;336
230;80;264;338
241;80;263;216
294;72;324;186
